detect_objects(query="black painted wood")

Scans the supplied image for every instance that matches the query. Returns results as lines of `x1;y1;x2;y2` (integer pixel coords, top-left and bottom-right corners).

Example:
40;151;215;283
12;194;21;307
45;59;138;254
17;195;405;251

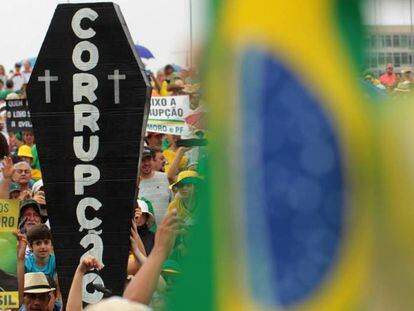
26;2;150;303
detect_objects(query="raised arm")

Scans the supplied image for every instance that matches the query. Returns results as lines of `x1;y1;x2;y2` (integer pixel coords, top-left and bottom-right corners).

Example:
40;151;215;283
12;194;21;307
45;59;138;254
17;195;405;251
123;210;180;305
16;231;27;306
129;223;167;292
66;256;103;311
167;147;188;183
0;156;14;199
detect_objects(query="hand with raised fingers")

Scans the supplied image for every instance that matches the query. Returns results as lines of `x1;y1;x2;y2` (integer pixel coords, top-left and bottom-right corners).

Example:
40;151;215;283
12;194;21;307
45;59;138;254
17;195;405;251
14;230;27;261
2;156;14;180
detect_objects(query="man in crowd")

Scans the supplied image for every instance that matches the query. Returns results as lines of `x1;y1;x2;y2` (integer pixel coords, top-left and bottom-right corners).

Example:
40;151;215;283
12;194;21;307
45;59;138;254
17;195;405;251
11;62;26;91
20;272;54;311
379;63;398;90
23;60;32;83
18;199;46;234
17;145;42;180
13;161;34;191
0;157;34;199
151;147;166;172
144;132;163;149
138;148;171;225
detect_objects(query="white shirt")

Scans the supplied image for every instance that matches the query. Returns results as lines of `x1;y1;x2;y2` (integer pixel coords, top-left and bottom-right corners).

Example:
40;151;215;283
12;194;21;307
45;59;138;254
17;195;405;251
139;171;171;225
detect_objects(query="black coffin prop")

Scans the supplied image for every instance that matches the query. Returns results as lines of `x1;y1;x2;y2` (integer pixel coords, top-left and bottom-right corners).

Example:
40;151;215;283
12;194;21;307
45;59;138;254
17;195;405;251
26;2;150;304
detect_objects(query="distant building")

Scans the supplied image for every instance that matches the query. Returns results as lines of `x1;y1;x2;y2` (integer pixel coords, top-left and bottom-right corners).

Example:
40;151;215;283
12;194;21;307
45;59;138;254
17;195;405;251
364;25;414;76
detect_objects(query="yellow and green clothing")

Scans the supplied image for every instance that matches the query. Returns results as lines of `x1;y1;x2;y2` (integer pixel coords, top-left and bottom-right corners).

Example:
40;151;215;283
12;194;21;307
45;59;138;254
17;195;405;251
164;149;187;173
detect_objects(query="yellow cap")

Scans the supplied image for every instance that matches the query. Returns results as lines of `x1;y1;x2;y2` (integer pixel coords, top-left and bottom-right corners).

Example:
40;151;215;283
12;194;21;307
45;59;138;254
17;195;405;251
17;145;33;159
170;170;201;189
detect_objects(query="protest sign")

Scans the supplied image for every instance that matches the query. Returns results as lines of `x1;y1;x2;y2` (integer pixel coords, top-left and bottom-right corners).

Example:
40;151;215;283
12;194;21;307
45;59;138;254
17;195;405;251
27;3;150;304
0;200;20;309
147;96;191;135
6;99;33;132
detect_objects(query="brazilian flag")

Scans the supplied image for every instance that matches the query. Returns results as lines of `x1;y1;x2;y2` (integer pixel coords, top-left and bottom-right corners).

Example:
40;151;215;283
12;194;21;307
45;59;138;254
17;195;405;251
167;0;400;310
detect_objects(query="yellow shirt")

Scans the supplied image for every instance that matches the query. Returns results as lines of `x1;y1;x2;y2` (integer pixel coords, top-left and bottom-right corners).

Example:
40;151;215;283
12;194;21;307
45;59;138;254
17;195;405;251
164;149;187;173
151;80;169;96
159;81;169;96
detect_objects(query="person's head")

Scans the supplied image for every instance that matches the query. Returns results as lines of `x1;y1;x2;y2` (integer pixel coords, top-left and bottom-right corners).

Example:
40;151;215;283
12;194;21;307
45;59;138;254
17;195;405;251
134;199;155;228
156;70;165;81
23;272;53;311
164;64;174;76
190;92;200;109
5;79;13;90
13;161;32;186
27;224;52;260
140;148;153;177
24;60;32;72
145;132;163;148
171;170;202;200
9;182;21;199
151;147;166;172
385;64;394;74
0;64;5;76
22;131;35;146
18;145;34;164
19;199;43;233
15;62;22;73
402;68;412;80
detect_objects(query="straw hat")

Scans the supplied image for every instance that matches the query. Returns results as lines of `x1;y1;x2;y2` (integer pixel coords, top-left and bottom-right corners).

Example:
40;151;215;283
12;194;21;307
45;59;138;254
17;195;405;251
24;272;54;293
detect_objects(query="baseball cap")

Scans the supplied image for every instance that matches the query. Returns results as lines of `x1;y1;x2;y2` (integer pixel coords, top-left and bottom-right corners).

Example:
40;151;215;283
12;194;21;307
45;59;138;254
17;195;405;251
142;147;152;159
9;182;20;194
19;199;47;223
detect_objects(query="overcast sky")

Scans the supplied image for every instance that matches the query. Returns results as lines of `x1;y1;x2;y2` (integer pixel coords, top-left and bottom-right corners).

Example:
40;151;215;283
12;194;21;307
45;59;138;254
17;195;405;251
0;0;207;72
362;0;414;25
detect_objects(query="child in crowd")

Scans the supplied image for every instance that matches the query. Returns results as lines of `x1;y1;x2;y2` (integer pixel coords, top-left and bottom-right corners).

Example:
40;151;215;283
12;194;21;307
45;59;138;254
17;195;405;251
135;199;156;251
24;224;56;279
17;223;63;309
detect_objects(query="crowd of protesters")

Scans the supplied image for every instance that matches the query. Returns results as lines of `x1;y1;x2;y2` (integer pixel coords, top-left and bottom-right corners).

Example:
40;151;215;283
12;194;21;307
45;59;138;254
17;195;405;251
363;63;414;97
0;60;204;311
